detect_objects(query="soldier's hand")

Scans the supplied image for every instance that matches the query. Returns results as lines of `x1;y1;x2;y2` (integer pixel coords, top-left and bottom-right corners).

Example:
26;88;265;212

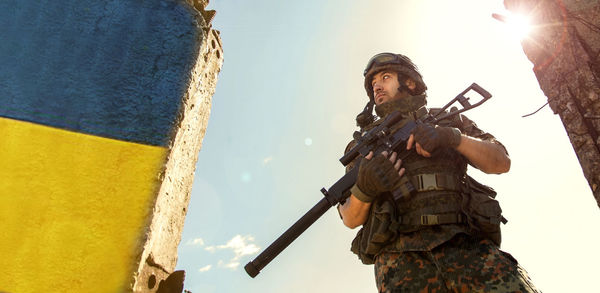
352;151;405;203
407;124;462;157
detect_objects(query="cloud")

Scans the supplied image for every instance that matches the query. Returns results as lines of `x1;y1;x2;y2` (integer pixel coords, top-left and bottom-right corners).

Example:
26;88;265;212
204;235;260;270
218;260;240;270
198;265;212;273
224;235;261;259
186;238;205;246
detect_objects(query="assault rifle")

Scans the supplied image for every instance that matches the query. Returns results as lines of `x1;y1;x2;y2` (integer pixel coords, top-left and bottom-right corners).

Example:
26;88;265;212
244;83;492;278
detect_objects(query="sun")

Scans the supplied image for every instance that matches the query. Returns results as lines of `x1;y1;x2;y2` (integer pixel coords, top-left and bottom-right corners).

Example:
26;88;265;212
507;14;532;39
492;12;533;40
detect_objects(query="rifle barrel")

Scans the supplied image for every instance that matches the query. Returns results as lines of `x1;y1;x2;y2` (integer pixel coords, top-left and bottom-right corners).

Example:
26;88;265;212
244;197;333;278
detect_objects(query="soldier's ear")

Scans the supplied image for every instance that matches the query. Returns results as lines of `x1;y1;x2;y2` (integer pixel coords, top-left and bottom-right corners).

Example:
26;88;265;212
405;79;417;91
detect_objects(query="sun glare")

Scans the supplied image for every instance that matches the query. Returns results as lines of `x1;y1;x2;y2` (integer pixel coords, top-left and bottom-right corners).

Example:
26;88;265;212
493;12;532;40
508;14;532;39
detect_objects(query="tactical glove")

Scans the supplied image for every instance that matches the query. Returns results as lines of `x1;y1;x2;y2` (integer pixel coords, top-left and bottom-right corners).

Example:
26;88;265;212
412;124;462;153
352;154;403;203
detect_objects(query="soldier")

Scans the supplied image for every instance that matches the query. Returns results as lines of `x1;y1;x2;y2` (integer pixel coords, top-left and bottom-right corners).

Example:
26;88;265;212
338;53;540;292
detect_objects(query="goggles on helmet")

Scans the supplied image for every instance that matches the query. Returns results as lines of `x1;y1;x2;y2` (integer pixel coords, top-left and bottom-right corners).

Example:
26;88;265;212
363;53;414;76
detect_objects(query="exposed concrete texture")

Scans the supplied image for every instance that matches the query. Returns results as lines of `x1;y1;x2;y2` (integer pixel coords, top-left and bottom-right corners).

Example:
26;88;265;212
504;0;600;208
133;20;223;293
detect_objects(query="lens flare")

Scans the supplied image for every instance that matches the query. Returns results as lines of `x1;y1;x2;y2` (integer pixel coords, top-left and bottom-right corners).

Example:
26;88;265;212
304;137;313;146
493;12;532;40
508;14;532;39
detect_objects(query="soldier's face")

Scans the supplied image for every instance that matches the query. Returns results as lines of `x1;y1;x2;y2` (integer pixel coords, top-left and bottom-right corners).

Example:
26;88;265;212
372;71;401;105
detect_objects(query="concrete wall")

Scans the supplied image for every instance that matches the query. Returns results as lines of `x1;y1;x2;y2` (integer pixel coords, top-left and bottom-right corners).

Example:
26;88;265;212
504;0;600;208
0;0;222;292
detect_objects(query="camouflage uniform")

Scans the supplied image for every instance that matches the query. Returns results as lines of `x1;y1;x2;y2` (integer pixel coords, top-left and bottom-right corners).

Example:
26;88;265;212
374;234;539;293
344;97;540;293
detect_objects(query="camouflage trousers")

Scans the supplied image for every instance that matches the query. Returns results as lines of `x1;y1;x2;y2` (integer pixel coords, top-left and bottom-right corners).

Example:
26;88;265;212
374;234;540;293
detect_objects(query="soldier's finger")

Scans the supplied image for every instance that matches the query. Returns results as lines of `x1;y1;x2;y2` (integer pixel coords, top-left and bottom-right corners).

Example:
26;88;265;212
406;134;414;150
381;151;389;158
416;144;432;158
389;152;398;163
394;159;402;171
365;151;374;160
416;143;425;156
398;167;405;177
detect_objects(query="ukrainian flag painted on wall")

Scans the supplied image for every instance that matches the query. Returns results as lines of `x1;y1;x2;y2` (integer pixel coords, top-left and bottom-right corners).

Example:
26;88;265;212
0;1;203;292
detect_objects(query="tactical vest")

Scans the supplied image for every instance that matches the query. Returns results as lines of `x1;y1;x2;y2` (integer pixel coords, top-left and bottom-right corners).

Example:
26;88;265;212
348;103;506;264
393;108;468;230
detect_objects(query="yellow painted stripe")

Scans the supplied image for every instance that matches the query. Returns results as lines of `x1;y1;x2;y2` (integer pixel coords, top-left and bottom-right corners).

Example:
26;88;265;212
0;117;167;293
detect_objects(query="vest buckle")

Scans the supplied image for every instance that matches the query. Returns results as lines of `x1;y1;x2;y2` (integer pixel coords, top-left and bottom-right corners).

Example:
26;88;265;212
420;214;439;225
417;174;438;191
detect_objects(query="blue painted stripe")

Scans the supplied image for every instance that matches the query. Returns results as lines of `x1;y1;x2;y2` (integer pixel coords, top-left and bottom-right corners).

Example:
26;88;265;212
0;0;203;146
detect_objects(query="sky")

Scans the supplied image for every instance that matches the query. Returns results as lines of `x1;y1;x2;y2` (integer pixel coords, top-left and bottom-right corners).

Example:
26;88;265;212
175;1;600;292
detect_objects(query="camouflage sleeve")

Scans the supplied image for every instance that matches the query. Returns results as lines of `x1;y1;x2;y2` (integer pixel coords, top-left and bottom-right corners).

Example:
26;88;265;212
344;139;359;174
459;114;509;156
338;139;359;208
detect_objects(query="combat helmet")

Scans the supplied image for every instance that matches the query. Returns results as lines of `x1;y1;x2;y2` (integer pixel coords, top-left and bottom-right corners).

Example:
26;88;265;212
363;53;427;100
356;53;428;128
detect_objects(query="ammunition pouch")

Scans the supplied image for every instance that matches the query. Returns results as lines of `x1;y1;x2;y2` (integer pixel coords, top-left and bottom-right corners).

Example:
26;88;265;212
394;191;465;234
350;199;398;265
461;175;507;246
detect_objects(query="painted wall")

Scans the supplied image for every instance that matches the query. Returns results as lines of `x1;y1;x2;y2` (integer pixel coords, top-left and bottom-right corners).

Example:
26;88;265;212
0;0;221;292
0;118;166;292
0;0;199;146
